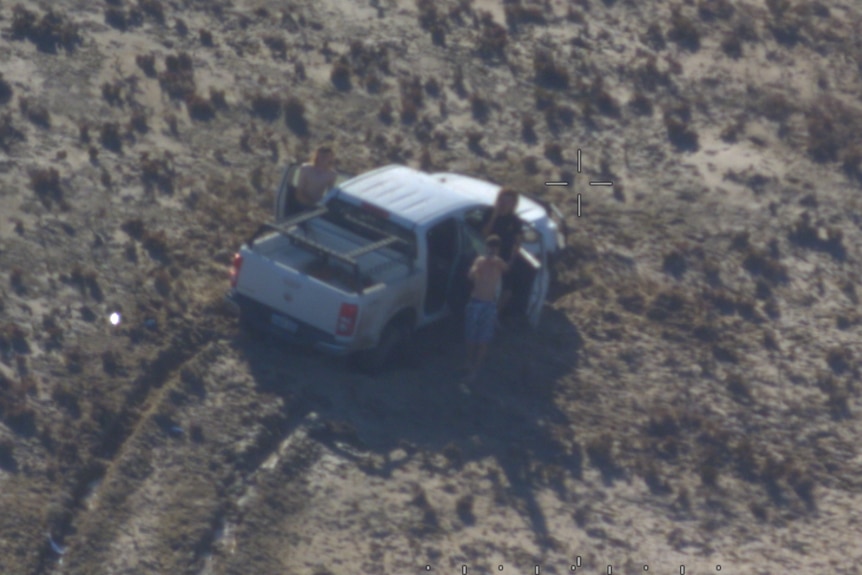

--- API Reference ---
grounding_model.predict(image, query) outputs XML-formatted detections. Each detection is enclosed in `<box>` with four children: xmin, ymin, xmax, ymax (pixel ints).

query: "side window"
<box><xmin>460</xmin><ymin>221</ymin><xmax>486</xmax><ymax>261</ymax></box>
<box><xmin>464</xmin><ymin>206</ymin><xmax>491</xmax><ymax>233</ymax></box>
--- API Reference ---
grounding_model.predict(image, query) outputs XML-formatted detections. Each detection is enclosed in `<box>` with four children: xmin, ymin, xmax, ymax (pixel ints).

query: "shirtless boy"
<box><xmin>463</xmin><ymin>235</ymin><xmax>509</xmax><ymax>381</ymax></box>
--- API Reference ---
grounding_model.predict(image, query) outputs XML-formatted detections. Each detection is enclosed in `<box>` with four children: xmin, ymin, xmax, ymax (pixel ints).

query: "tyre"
<box><xmin>351</xmin><ymin>320</ymin><xmax>408</xmax><ymax>374</ymax></box>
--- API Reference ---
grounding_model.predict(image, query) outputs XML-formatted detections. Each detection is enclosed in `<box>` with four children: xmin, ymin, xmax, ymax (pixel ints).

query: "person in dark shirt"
<box><xmin>481</xmin><ymin>188</ymin><xmax>524</xmax><ymax>315</ymax></box>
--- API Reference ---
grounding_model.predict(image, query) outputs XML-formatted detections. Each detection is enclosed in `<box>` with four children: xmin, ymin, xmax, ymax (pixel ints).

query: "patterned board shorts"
<box><xmin>465</xmin><ymin>298</ymin><xmax>497</xmax><ymax>344</ymax></box>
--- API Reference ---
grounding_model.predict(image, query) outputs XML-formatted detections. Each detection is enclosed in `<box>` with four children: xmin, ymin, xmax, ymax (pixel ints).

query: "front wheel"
<box><xmin>351</xmin><ymin>321</ymin><xmax>407</xmax><ymax>374</ymax></box>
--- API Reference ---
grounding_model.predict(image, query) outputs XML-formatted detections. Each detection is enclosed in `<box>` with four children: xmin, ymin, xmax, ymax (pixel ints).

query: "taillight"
<box><xmin>336</xmin><ymin>303</ymin><xmax>358</xmax><ymax>336</ymax></box>
<box><xmin>230</xmin><ymin>253</ymin><xmax>243</xmax><ymax>287</ymax></box>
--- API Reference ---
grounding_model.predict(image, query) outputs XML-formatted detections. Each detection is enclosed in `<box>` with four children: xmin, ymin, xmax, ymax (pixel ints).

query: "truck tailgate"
<box><xmin>235</xmin><ymin>248</ymin><xmax>356</xmax><ymax>336</ymax></box>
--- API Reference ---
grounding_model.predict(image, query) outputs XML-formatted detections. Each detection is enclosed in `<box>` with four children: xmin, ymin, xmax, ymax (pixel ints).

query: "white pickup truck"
<box><xmin>226</xmin><ymin>164</ymin><xmax>568</xmax><ymax>370</ymax></box>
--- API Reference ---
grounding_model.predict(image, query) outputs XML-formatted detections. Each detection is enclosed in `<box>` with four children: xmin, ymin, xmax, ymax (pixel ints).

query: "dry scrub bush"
<box><xmin>521</xmin><ymin>115</ymin><xmax>537</xmax><ymax>143</ymax></box>
<box><xmin>504</xmin><ymin>3</ymin><xmax>546</xmax><ymax>28</ymax></box>
<box><xmin>19</xmin><ymin>97</ymin><xmax>51</xmax><ymax>128</ymax></box>
<box><xmin>140</xmin><ymin>152</ymin><xmax>175</xmax><ymax>194</ymax></box>
<box><xmin>105</xmin><ymin>5</ymin><xmax>143</xmax><ymax>31</ymax></box>
<box><xmin>29</xmin><ymin>166</ymin><xmax>66</xmax><ymax>209</ymax></box>
<box><xmin>806</xmin><ymin>97</ymin><xmax>862</xmax><ymax>164</ymax></box>
<box><xmin>742</xmin><ymin>246</ymin><xmax>788</xmax><ymax>284</ymax></box>
<box><xmin>101</xmin><ymin>80</ymin><xmax>124</xmax><ymax>106</ymax></box>
<box><xmin>0</xmin><ymin>113</ymin><xmax>25</xmax><ymax>151</ymax></box>
<box><xmin>263</xmin><ymin>35</ymin><xmax>287</xmax><ymax>59</ymax></box>
<box><xmin>0</xmin><ymin>74</ymin><xmax>13</xmax><ymax>106</ymax></box>
<box><xmin>476</xmin><ymin>11</ymin><xmax>507</xmax><ymax>59</ymax></box>
<box><xmin>100</xmin><ymin>122</ymin><xmax>123</xmax><ymax>152</ymax></box>
<box><xmin>138</xmin><ymin>0</ymin><xmax>165</xmax><ymax>24</ymax></box>
<box><xmin>199</xmin><ymin>28</ymin><xmax>214</xmax><ymax>47</ymax></box>
<box><xmin>250</xmin><ymin>92</ymin><xmax>281</xmax><ymax>121</ymax></box>
<box><xmin>378</xmin><ymin>101</ymin><xmax>393</xmax><ymax>124</ymax></box>
<box><xmin>12</xmin><ymin>5</ymin><xmax>82</xmax><ymax>53</ymax></box>
<box><xmin>628</xmin><ymin>91</ymin><xmax>653</xmax><ymax>116</ymax></box>
<box><xmin>330</xmin><ymin>57</ymin><xmax>352</xmax><ymax>91</ymax></box>
<box><xmin>185</xmin><ymin>93</ymin><xmax>215</xmax><ymax>121</ymax></box>
<box><xmin>534</xmin><ymin>49</ymin><xmax>569</xmax><ymax>89</ymax></box>
<box><xmin>641</xmin><ymin>22</ymin><xmax>666</xmax><ymax>51</ymax></box>
<box><xmin>129</xmin><ymin>107</ymin><xmax>148</xmax><ymax>133</ymax></box>
<box><xmin>664</xmin><ymin>110</ymin><xmax>699</xmax><ymax>152</ymax></box>
<box><xmin>697</xmin><ymin>0</ymin><xmax>734</xmax><ymax>21</ymax></box>
<box><xmin>159</xmin><ymin>52</ymin><xmax>195</xmax><ymax>100</ymax></box>
<box><xmin>284</xmin><ymin>96</ymin><xmax>308</xmax><ymax>135</ymax></box>
<box><xmin>721</xmin><ymin>34</ymin><xmax>743</xmax><ymax>58</ymax></box>
<box><xmin>467</xmin><ymin>131</ymin><xmax>484</xmax><ymax>154</ymax></box>
<box><xmin>668</xmin><ymin>10</ymin><xmax>701</xmax><ymax>51</ymax></box>
<box><xmin>469</xmin><ymin>93</ymin><xmax>490</xmax><ymax>124</ymax></box>
<box><xmin>136</xmin><ymin>53</ymin><xmax>157</xmax><ymax>77</ymax></box>
<box><xmin>175</xmin><ymin>17</ymin><xmax>189</xmax><ymax>36</ymax></box>
<box><xmin>788</xmin><ymin>213</ymin><xmax>846</xmax><ymax>261</ymax></box>
<box><xmin>543</xmin><ymin>142</ymin><xmax>563</xmax><ymax>164</ymax></box>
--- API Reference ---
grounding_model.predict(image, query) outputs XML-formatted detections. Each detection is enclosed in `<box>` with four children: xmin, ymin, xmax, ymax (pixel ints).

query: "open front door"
<box><xmin>522</xmin><ymin>224</ymin><xmax>549</xmax><ymax>328</ymax></box>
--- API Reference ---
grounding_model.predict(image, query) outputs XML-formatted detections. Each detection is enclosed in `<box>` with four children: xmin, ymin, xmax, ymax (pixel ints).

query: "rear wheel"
<box><xmin>351</xmin><ymin>320</ymin><xmax>408</xmax><ymax>373</ymax></box>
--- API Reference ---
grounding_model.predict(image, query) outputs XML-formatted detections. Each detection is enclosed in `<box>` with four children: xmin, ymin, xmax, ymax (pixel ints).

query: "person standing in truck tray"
<box><xmin>295</xmin><ymin>145</ymin><xmax>337</xmax><ymax>210</ymax></box>
<box><xmin>463</xmin><ymin>235</ymin><xmax>508</xmax><ymax>383</ymax></box>
<box><xmin>481</xmin><ymin>187</ymin><xmax>524</xmax><ymax>317</ymax></box>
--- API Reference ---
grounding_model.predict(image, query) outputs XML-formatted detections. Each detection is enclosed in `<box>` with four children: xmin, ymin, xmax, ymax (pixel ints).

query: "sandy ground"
<box><xmin>2</xmin><ymin>0</ymin><xmax>862</xmax><ymax>574</ymax></box>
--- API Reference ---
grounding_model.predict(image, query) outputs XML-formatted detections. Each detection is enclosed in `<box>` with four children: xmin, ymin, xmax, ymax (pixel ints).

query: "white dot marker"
<box><xmin>109</xmin><ymin>312</ymin><xmax>121</xmax><ymax>326</ymax></box>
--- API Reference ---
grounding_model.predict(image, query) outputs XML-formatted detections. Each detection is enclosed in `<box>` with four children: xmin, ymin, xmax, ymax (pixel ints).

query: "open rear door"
<box><xmin>274</xmin><ymin>163</ymin><xmax>302</xmax><ymax>221</ymax></box>
<box><xmin>275</xmin><ymin>164</ymin><xmax>354</xmax><ymax>221</ymax></box>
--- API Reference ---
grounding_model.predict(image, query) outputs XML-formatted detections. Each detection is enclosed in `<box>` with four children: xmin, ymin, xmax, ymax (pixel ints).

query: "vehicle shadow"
<box><xmin>233</xmin><ymin>305</ymin><xmax>584</xmax><ymax>551</ymax></box>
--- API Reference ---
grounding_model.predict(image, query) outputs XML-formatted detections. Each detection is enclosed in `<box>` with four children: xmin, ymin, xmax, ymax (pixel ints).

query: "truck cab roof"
<box><xmin>334</xmin><ymin>164</ymin><xmax>548</xmax><ymax>227</ymax></box>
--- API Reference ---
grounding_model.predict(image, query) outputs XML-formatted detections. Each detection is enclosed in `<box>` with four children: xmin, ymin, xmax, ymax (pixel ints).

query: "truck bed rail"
<box><xmin>248</xmin><ymin>207</ymin><xmax>413</xmax><ymax>293</ymax></box>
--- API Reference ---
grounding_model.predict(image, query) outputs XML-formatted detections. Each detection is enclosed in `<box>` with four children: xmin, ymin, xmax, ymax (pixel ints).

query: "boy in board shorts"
<box><xmin>463</xmin><ymin>235</ymin><xmax>509</xmax><ymax>382</ymax></box>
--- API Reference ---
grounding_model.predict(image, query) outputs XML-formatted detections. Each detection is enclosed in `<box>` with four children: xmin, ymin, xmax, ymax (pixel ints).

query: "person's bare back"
<box><xmin>469</xmin><ymin>254</ymin><xmax>508</xmax><ymax>301</ymax></box>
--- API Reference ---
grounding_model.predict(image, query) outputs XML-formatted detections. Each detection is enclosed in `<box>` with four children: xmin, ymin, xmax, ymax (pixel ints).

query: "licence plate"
<box><xmin>271</xmin><ymin>314</ymin><xmax>299</xmax><ymax>333</ymax></box>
